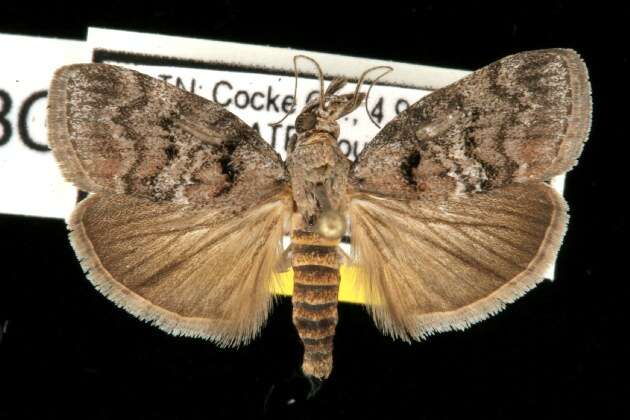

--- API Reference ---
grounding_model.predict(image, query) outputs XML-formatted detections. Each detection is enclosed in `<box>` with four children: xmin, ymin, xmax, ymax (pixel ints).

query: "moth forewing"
<box><xmin>351</xmin><ymin>49</ymin><xmax>591</xmax><ymax>199</ymax></box>
<box><xmin>47</xmin><ymin>64</ymin><xmax>288</xmax><ymax>208</ymax></box>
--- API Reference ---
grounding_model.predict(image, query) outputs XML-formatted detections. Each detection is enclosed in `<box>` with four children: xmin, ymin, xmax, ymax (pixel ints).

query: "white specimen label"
<box><xmin>0</xmin><ymin>33</ymin><xmax>88</xmax><ymax>219</ymax></box>
<box><xmin>0</xmin><ymin>28</ymin><xmax>564</xmax><ymax>279</ymax></box>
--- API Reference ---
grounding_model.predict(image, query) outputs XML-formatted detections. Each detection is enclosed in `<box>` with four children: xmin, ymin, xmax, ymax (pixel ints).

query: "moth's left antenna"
<box><xmin>270</xmin><ymin>55</ymin><xmax>326</xmax><ymax>127</ymax></box>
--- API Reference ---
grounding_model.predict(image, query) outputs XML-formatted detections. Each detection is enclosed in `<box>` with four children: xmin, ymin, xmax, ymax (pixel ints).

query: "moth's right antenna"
<box><xmin>270</xmin><ymin>55</ymin><xmax>326</xmax><ymax>127</ymax></box>
<box><xmin>353</xmin><ymin>66</ymin><xmax>394</xmax><ymax>129</ymax></box>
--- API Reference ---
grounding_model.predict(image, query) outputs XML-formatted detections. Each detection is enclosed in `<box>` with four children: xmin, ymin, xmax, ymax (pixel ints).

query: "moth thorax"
<box><xmin>314</xmin><ymin>118</ymin><xmax>340</xmax><ymax>138</ymax></box>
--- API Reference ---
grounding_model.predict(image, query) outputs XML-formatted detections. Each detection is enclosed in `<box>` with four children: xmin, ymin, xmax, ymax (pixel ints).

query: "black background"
<box><xmin>0</xmin><ymin>2</ymin><xmax>627</xmax><ymax>419</ymax></box>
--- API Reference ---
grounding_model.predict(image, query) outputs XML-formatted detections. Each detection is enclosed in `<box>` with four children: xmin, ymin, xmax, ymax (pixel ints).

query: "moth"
<box><xmin>48</xmin><ymin>49</ymin><xmax>591</xmax><ymax>380</ymax></box>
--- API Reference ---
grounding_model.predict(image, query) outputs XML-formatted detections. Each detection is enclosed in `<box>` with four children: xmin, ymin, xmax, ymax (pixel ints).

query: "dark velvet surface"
<box><xmin>0</xmin><ymin>2</ymin><xmax>626</xmax><ymax>419</ymax></box>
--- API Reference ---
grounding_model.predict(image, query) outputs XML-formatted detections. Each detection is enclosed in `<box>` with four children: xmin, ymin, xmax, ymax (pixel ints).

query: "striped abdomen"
<box><xmin>291</xmin><ymin>215</ymin><xmax>341</xmax><ymax>379</ymax></box>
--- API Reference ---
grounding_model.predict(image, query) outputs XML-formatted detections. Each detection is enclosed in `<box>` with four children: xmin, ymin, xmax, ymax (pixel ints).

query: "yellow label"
<box><xmin>273</xmin><ymin>266</ymin><xmax>366</xmax><ymax>304</ymax></box>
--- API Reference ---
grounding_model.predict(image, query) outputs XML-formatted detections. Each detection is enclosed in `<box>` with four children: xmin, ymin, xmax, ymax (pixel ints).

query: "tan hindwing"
<box><xmin>349</xmin><ymin>183</ymin><xmax>567</xmax><ymax>341</ymax></box>
<box><xmin>69</xmin><ymin>192</ymin><xmax>291</xmax><ymax>347</ymax></box>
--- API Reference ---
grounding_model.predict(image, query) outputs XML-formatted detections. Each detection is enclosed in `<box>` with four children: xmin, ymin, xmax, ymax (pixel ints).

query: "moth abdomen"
<box><xmin>291</xmin><ymin>245</ymin><xmax>339</xmax><ymax>268</ymax></box>
<box><xmin>291</xmin><ymin>227</ymin><xmax>341</xmax><ymax>379</ymax></box>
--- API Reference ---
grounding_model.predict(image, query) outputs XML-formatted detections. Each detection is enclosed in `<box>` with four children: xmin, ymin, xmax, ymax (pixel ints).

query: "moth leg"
<box><xmin>337</xmin><ymin>247</ymin><xmax>352</xmax><ymax>266</ymax></box>
<box><xmin>275</xmin><ymin>244</ymin><xmax>293</xmax><ymax>273</ymax></box>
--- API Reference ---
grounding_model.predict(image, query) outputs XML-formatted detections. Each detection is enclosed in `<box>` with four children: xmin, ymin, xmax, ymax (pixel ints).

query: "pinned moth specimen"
<box><xmin>48</xmin><ymin>49</ymin><xmax>591</xmax><ymax>380</ymax></box>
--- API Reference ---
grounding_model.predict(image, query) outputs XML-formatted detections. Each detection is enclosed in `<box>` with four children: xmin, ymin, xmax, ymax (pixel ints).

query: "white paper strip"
<box><xmin>0</xmin><ymin>33</ymin><xmax>89</xmax><ymax>219</ymax></box>
<box><xmin>0</xmin><ymin>28</ymin><xmax>563</xmax><ymax>280</ymax></box>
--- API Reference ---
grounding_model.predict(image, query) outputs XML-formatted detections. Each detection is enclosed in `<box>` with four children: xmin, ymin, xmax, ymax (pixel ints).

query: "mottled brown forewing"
<box><xmin>48</xmin><ymin>64</ymin><xmax>288</xmax><ymax>210</ymax></box>
<box><xmin>351</xmin><ymin>49</ymin><xmax>591</xmax><ymax>199</ymax></box>
<box><xmin>348</xmin><ymin>49</ymin><xmax>591</xmax><ymax>341</ymax></box>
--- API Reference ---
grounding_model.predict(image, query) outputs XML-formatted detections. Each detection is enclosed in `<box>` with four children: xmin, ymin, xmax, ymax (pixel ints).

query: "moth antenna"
<box><xmin>269</xmin><ymin>55</ymin><xmax>326</xmax><ymax>127</ymax></box>
<box><xmin>269</xmin><ymin>58</ymin><xmax>301</xmax><ymax>127</ymax></box>
<box><xmin>293</xmin><ymin>55</ymin><xmax>326</xmax><ymax>112</ymax></box>
<box><xmin>355</xmin><ymin>66</ymin><xmax>394</xmax><ymax>129</ymax></box>
<box><xmin>268</xmin><ymin>109</ymin><xmax>293</xmax><ymax>127</ymax></box>
<box><xmin>352</xmin><ymin>65</ymin><xmax>392</xmax><ymax>106</ymax></box>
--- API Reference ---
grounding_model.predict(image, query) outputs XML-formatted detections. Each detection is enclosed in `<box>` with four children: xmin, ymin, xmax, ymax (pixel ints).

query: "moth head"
<box><xmin>295</xmin><ymin>79</ymin><xmax>366</xmax><ymax>134</ymax></box>
<box><xmin>272</xmin><ymin>56</ymin><xmax>393</xmax><ymax>132</ymax></box>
